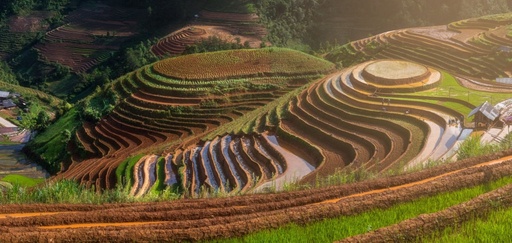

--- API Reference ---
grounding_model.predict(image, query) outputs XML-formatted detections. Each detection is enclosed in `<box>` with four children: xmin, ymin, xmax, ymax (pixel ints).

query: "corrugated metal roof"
<box><xmin>496</xmin><ymin>78</ymin><xmax>512</xmax><ymax>84</ymax></box>
<box><xmin>2</xmin><ymin>99</ymin><xmax>16</xmax><ymax>108</ymax></box>
<box><xmin>0</xmin><ymin>91</ymin><xmax>10</xmax><ymax>98</ymax></box>
<box><xmin>468</xmin><ymin>101</ymin><xmax>500</xmax><ymax>120</ymax></box>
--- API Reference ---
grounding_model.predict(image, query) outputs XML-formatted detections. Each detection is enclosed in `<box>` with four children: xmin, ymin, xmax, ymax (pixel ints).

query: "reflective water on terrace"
<box><xmin>0</xmin><ymin>144</ymin><xmax>48</xmax><ymax>180</ymax></box>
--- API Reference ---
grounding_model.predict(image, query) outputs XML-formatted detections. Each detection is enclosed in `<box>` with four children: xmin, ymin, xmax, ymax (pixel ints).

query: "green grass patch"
<box><xmin>418</xmin><ymin>71</ymin><xmax>510</xmax><ymax>106</ymax></box>
<box><xmin>24</xmin><ymin>108</ymin><xmax>81</xmax><ymax>173</ymax></box>
<box><xmin>115</xmin><ymin>158</ymin><xmax>130</xmax><ymax>187</ymax></box>
<box><xmin>0</xmin><ymin>179</ymin><xmax>179</xmax><ymax>204</ymax></box>
<box><xmin>424</xmin><ymin>204</ymin><xmax>512</xmax><ymax>242</ymax></box>
<box><xmin>213</xmin><ymin>176</ymin><xmax>512</xmax><ymax>243</ymax></box>
<box><xmin>46</xmin><ymin>74</ymin><xmax>80</xmax><ymax>100</ymax></box>
<box><xmin>202</xmin><ymin>0</ymin><xmax>255</xmax><ymax>13</ymax></box>
<box><xmin>122</xmin><ymin>154</ymin><xmax>145</xmax><ymax>192</ymax></box>
<box><xmin>0</xmin><ymin>139</ymin><xmax>21</xmax><ymax>145</ymax></box>
<box><xmin>150</xmin><ymin>157</ymin><xmax>167</xmax><ymax>192</ymax></box>
<box><xmin>457</xmin><ymin>133</ymin><xmax>512</xmax><ymax>160</ymax></box>
<box><xmin>1</xmin><ymin>174</ymin><xmax>44</xmax><ymax>187</ymax></box>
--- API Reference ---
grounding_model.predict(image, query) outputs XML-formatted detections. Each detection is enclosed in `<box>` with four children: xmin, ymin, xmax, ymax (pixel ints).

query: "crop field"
<box><xmin>8</xmin><ymin>11</ymin><xmax>512</xmax><ymax>242</ymax></box>
<box><xmin>2</xmin><ymin>151</ymin><xmax>512</xmax><ymax>241</ymax></box>
<box><xmin>153</xmin><ymin>48</ymin><xmax>334</xmax><ymax>80</ymax></box>
<box><xmin>151</xmin><ymin>9</ymin><xmax>266</xmax><ymax>57</ymax></box>
<box><xmin>334</xmin><ymin>13</ymin><xmax>512</xmax><ymax>88</ymax></box>
<box><xmin>34</xmin><ymin>3</ymin><xmax>145</xmax><ymax>73</ymax></box>
<box><xmin>53</xmin><ymin>48</ymin><xmax>334</xmax><ymax>191</ymax></box>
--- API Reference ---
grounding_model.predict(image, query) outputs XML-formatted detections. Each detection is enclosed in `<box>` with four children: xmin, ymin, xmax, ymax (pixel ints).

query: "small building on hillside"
<box><xmin>496</xmin><ymin>77</ymin><xmax>512</xmax><ymax>85</ymax></box>
<box><xmin>0</xmin><ymin>91</ymin><xmax>10</xmax><ymax>100</ymax></box>
<box><xmin>2</xmin><ymin>99</ymin><xmax>16</xmax><ymax>109</ymax></box>
<box><xmin>468</xmin><ymin>101</ymin><xmax>500</xmax><ymax>129</ymax></box>
<box><xmin>498</xmin><ymin>46</ymin><xmax>512</xmax><ymax>53</ymax></box>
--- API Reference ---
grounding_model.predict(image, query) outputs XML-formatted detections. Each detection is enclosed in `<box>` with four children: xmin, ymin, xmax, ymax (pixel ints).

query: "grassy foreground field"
<box><xmin>426</xmin><ymin>207</ymin><xmax>512</xmax><ymax>242</ymax></box>
<box><xmin>215</xmin><ymin>176</ymin><xmax>512</xmax><ymax>242</ymax></box>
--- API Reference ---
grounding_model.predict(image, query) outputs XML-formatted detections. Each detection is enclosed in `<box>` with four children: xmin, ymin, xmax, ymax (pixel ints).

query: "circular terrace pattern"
<box><xmin>362</xmin><ymin>60</ymin><xmax>430</xmax><ymax>85</ymax></box>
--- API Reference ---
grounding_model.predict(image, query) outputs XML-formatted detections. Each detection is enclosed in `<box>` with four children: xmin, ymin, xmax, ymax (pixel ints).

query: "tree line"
<box><xmin>256</xmin><ymin>0</ymin><xmax>512</xmax><ymax>48</ymax></box>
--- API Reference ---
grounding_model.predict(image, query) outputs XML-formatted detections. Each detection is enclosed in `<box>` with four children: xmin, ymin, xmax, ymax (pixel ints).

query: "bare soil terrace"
<box><xmin>364</xmin><ymin>60</ymin><xmax>429</xmax><ymax>81</ymax></box>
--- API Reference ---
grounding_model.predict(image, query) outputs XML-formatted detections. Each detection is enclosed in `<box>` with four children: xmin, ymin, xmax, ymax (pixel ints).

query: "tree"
<box><xmin>36</xmin><ymin>111</ymin><xmax>50</xmax><ymax>131</ymax></box>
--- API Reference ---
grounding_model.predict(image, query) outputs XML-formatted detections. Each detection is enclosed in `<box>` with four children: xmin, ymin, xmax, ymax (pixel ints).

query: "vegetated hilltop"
<box><xmin>26</xmin><ymin>48</ymin><xmax>334</xmax><ymax>190</ymax></box>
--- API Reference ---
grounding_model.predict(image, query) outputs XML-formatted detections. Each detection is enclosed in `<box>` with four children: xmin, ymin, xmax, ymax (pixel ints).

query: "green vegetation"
<box><xmin>202</xmin><ymin>0</ymin><xmax>255</xmax><ymax>13</ymax></box>
<box><xmin>458</xmin><ymin>133</ymin><xmax>512</xmax><ymax>160</ymax></box>
<box><xmin>256</xmin><ymin>0</ymin><xmax>319</xmax><ymax>47</ymax></box>
<box><xmin>79</xmin><ymin>85</ymin><xmax>118</xmax><ymax>123</ymax></box>
<box><xmin>418</xmin><ymin>72</ymin><xmax>510</xmax><ymax>106</ymax></box>
<box><xmin>0</xmin><ymin>180</ymin><xmax>179</xmax><ymax>204</ymax></box>
<box><xmin>115</xmin><ymin>156</ymin><xmax>130</xmax><ymax>187</ymax></box>
<box><xmin>213</xmin><ymin>176</ymin><xmax>512</xmax><ymax>243</ymax></box>
<box><xmin>323</xmin><ymin>43</ymin><xmax>372</xmax><ymax>68</ymax></box>
<box><xmin>23</xmin><ymin>108</ymin><xmax>81</xmax><ymax>173</ymax></box>
<box><xmin>203</xmin><ymin>83</ymin><xmax>307</xmax><ymax>140</ymax></box>
<box><xmin>154</xmin><ymin>48</ymin><xmax>335</xmax><ymax>80</ymax></box>
<box><xmin>425</xmin><ymin>204</ymin><xmax>512</xmax><ymax>242</ymax></box>
<box><xmin>184</xmin><ymin>36</ymin><xmax>250</xmax><ymax>55</ymax></box>
<box><xmin>256</xmin><ymin>0</ymin><xmax>511</xmax><ymax>49</ymax></box>
<box><xmin>122</xmin><ymin>40</ymin><xmax>159</xmax><ymax>72</ymax></box>
<box><xmin>1</xmin><ymin>174</ymin><xmax>44</xmax><ymax>187</ymax></box>
<box><xmin>117</xmin><ymin>155</ymin><xmax>144</xmax><ymax>192</ymax></box>
<box><xmin>18</xmin><ymin>102</ymin><xmax>51</xmax><ymax>131</ymax></box>
<box><xmin>0</xmin><ymin>0</ymin><xmax>69</xmax><ymax>17</ymax></box>
<box><xmin>149</xmin><ymin>157</ymin><xmax>167</xmax><ymax>192</ymax></box>
<box><xmin>0</xmin><ymin>61</ymin><xmax>18</xmax><ymax>85</ymax></box>
<box><xmin>0</xmin><ymin>79</ymin><xmax>63</xmax><ymax>107</ymax></box>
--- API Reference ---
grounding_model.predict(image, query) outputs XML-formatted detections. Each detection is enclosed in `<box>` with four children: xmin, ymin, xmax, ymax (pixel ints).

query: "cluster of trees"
<box><xmin>256</xmin><ymin>0</ymin><xmax>512</xmax><ymax>49</ymax></box>
<box><xmin>0</xmin><ymin>0</ymin><xmax>70</xmax><ymax>19</ymax></box>
<box><xmin>106</xmin><ymin>0</ymin><xmax>196</xmax><ymax>28</ymax></box>
<box><xmin>256</xmin><ymin>0</ymin><xmax>319</xmax><ymax>47</ymax></box>
<box><xmin>184</xmin><ymin>36</ymin><xmax>251</xmax><ymax>54</ymax></box>
<box><xmin>0</xmin><ymin>61</ymin><xmax>18</xmax><ymax>85</ymax></box>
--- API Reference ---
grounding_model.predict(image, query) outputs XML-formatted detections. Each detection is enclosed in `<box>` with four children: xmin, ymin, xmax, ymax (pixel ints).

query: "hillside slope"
<box><xmin>47</xmin><ymin>48</ymin><xmax>334</xmax><ymax>190</ymax></box>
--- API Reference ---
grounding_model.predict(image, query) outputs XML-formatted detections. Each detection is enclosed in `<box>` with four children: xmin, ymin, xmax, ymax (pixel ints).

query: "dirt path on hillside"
<box><xmin>1</xmin><ymin>150</ymin><xmax>512</xmax><ymax>241</ymax></box>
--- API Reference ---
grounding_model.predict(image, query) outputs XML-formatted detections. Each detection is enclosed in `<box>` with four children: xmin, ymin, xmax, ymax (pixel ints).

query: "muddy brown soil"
<box><xmin>1</xmin><ymin>150</ymin><xmax>512</xmax><ymax>242</ymax></box>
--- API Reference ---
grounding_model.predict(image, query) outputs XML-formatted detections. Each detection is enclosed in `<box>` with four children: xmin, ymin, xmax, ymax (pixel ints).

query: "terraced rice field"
<box><xmin>277</xmin><ymin>59</ymin><xmax>472</xmax><ymax>182</ymax></box>
<box><xmin>2</xmin><ymin>151</ymin><xmax>512</xmax><ymax>241</ymax></box>
<box><xmin>35</xmin><ymin>3</ymin><xmax>145</xmax><ymax>72</ymax></box>
<box><xmin>0</xmin><ymin>145</ymin><xmax>48</xmax><ymax>181</ymax></box>
<box><xmin>112</xmin><ymin>57</ymin><xmax>487</xmax><ymax>197</ymax></box>
<box><xmin>151</xmin><ymin>10</ymin><xmax>267</xmax><ymax>57</ymax></box>
<box><xmin>15</xmin><ymin>13</ymin><xmax>512</xmax><ymax>241</ymax></box>
<box><xmin>344</xmin><ymin>14</ymin><xmax>512</xmax><ymax>88</ymax></box>
<box><xmin>54</xmin><ymin>48</ymin><xmax>334</xmax><ymax>190</ymax></box>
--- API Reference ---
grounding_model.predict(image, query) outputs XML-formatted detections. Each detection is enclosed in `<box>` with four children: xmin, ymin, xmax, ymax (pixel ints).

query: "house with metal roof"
<box><xmin>2</xmin><ymin>99</ymin><xmax>16</xmax><ymax>109</ymax></box>
<box><xmin>468</xmin><ymin>101</ymin><xmax>500</xmax><ymax>129</ymax></box>
<box><xmin>0</xmin><ymin>91</ymin><xmax>10</xmax><ymax>99</ymax></box>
